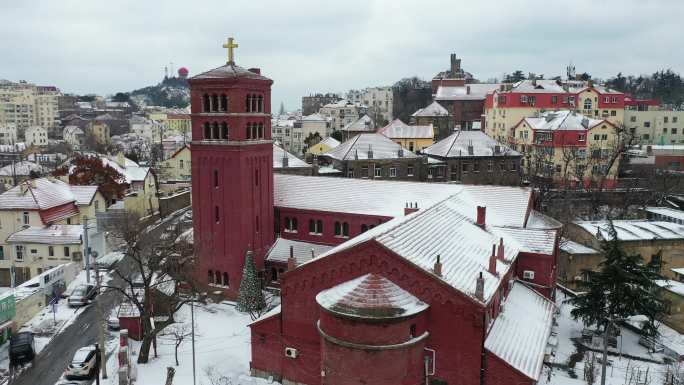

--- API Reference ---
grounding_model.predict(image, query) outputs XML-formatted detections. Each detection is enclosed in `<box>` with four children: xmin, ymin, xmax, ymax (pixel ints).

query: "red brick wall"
<box><xmin>485</xmin><ymin>351</ymin><xmax>535</xmax><ymax>385</ymax></box>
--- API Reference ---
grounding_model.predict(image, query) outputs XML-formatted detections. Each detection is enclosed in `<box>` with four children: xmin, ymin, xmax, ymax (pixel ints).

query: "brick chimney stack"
<box><xmin>404</xmin><ymin>202</ymin><xmax>419</xmax><ymax>216</ymax></box>
<box><xmin>287</xmin><ymin>245</ymin><xmax>296</xmax><ymax>271</ymax></box>
<box><xmin>488</xmin><ymin>244</ymin><xmax>497</xmax><ymax>276</ymax></box>
<box><xmin>475</xmin><ymin>272</ymin><xmax>485</xmax><ymax>301</ymax></box>
<box><xmin>497</xmin><ymin>238</ymin><xmax>505</xmax><ymax>261</ymax></box>
<box><xmin>433</xmin><ymin>254</ymin><xmax>442</xmax><ymax>277</ymax></box>
<box><xmin>476</xmin><ymin>206</ymin><xmax>486</xmax><ymax>228</ymax></box>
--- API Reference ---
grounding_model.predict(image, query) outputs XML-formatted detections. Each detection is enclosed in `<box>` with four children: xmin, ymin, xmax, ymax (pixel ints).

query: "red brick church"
<box><xmin>191</xmin><ymin>40</ymin><xmax>560</xmax><ymax>385</ymax></box>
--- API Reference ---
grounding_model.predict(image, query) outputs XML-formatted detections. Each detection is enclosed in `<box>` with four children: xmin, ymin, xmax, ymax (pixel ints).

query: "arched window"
<box><xmin>215</xmin><ymin>271</ymin><xmax>221</xmax><ymax>285</ymax></box>
<box><xmin>258</xmin><ymin>95</ymin><xmax>264</xmax><ymax>112</ymax></box>
<box><xmin>343</xmin><ymin>222</ymin><xmax>349</xmax><ymax>237</ymax></box>
<box><xmin>251</xmin><ymin>95</ymin><xmax>258</xmax><ymax>112</ymax></box>
<box><xmin>317</xmin><ymin>220</ymin><xmax>323</xmax><ymax>234</ymax></box>
<box><xmin>208</xmin><ymin>270</ymin><xmax>214</xmax><ymax>284</ymax></box>
<box><xmin>203</xmin><ymin>122</ymin><xmax>211</xmax><ymax>139</ymax></box>
<box><xmin>292</xmin><ymin>217</ymin><xmax>298</xmax><ymax>231</ymax></box>
<box><xmin>222</xmin><ymin>272</ymin><xmax>229</xmax><ymax>287</ymax></box>
<box><xmin>203</xmin><ymin>94</ymin><xmax>210</xmax><ymax>112</ymax></box>
<box><xmin>220</xmin><ymin>94</ymin><xmax>228</xmax><ymax>111</ymax></box>
<box><xmin>221</xmin><ymin>122</ymin><xmax>229</xmax><ymax>139</ymax></box>
<box><xmin>334</xmin><ymin>221</ymin><xmax>341</xmax><ymax>236</ymax></box>
<box><xmin>212</xmin><ymin>122</ymin><xmax>219</xmax><ymax>139</ymax></box>
<box><xmin>211</xmin><ymin>94</ymin><xmax>219</xmax><ymax>112</ymax></box>
<box><xmin>309</xmin><ymin>219</ymin><xmax>315</xmax><ymax>233</ymax></box>
<box><xmin>257</xmin><ymin>123</ymin><xmax>264</xmax><ymax>139</ymax></box>
<box><xmin>246</xmin><ymin>95</ymin><xmax>252</xmax><ymax>112</ymax></box>
<box><xmin>246</xmin><ymin>123</ymin><xmax>252</xmax><ymax>139</ymax></box>
<box><xmin>584</xmin><ymin>98</ymin><xmax>592</xmax><ymax>110</ymax></box>
<box><xmin>271</xmin><ymin>267</ymin><xmax>278</xmax><ymax>282</ymax></box>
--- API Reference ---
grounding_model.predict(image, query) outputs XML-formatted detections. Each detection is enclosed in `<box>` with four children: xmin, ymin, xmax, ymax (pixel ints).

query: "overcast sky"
<box><xmin>2</xmin><ymin>0</ymin><xmax>682</xmax><ymax>110</ymax></box>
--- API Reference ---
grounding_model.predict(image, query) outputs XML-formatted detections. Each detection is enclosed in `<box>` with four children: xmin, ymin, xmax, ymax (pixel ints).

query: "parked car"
<box><xmin>9</xmin><ymin>331</ymin><xmax>36</xmax><ymax>368</ymax></box>
<box><xmin>64</xmin><ymin>345</ymin><xmax>98</xmax><ymax>380</ymax></box>
<box><xmin>68</xmin><ymin>284</ymin><xmax>97</xmax><ymax>307</ymax></box>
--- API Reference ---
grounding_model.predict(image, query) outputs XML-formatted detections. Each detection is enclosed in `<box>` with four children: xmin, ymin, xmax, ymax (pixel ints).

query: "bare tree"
<box><xmin>159</xmin><ymin>322</ymin><xmax>193</xmax><ymax>366</ymax></box>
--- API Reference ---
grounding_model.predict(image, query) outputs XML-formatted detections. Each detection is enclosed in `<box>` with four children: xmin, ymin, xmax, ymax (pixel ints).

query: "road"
<box><xmin>11</xmin><ymin>208</ymin><xmax>190</xmax><ymax>385</ymax></box>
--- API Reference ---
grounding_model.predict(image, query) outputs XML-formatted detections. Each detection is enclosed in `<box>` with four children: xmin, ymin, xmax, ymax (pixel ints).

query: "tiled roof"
<box><xmin>379</xmin><ymin>119</ymin><xmax>433</xmax><ymax>139</ymax></box>
<box><xmin>7</xmin><ymin>225</ymin><xmax>83</xmax><ymax>245</ymax></box>
<box><xmin>434</xmin><ymin>84</ymin><xmax>501</xmax><ymax>101</ymax></box>
<box><xmin>273</xmin><ymin>145</ymin><xmax>311</xmax><ymax>169</ymax></box>
<box><xmin>316</xmin><ymin>273</ymin><xmax>429</xmax><ymax>319</ymax></box>
<box><xmin>340</xmin><ymin>115</ymin><xmax>374</xmax><ymax>132</ymax></box>
<box><xmin>411</xmin><ymin>101</ymin><xmax>450</xmax><ymax>117</ymax></box>
<box><xmin>190</xmin><ymin>63</ymin><xmax>271</xmax><ymax>81</ymax></box>
<box><xmin>484</xmin><ymin>282</ymin><xmax>555</xmax><ymax>380</ymax></box>
<box><xmin>520</xmin><ymin>110</ymin><xmax>605</xmax><ymax>131</ymax></box>
<box><xmin>322</xmin><ymin>133</ymin><xmax>417</xmax><ymax>161</ymax></box>
<box><xmin>423</xmin><ymin>131</ymin><xmax>520</xmax><ymax>158</ymax></box>
<box><xmin>39</xmin><ymin>203</ymin><xmax>79</xmax><ymax>224</ymax></box>
<box><xmin>575</xmin><ymin>220</ymin><xmax>684</xmax><ymax>241</ymax></box>
<box><xmin>265</xmin><ymin>238</ymin><xmax>333</xmax><ymax>266</ymax></box>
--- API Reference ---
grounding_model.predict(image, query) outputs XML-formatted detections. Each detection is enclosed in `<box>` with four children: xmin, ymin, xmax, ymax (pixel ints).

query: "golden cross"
<box><xmin>222</xmin><ymin>37</ymin><xmax>238</xmax><ymax>65</ymax></box>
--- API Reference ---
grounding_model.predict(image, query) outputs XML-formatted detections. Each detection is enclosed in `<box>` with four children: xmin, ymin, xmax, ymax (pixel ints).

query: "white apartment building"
<box><xmin>347</xmin><ymin>87</ymin><xmax>393</xmax><ymax>124</ymax></box>
<box><xmin>319</xmin><ymin>100</ymin><xmax>366</xmax><ymax>131</ymax></box>
<box><xmin>0</xmin><ymin>124</ymin><xmax>18</xmax><ymax>145</ymax></box>
<box><xmin>25</xmin><ymin>126</ymin><xmax>48</xmax><ymax>147</ymax></box>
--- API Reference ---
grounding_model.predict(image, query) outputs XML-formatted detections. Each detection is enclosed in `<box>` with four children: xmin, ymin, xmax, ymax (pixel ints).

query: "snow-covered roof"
<box><xmin>191</xmin><ymin>63</ymin><xmax>271</xmax><ymax>81</ymax></box>
<box><xmin>321</xmin><ymin>99</ymin><xmax>355</xmax><ymax>109</ymax></box>
<box><xmin>560</xmin><ymin>239</ymin><xmax>598</xmax><ymax>255</ymax></box>
<box><xmin>379</xmin><ymin>119</ymin><xmax>433</xmax><ymax>139</ymax></box>
<box><xmin>0</xmin><ymin>161</ymin><xmax>44</xmax><ymax>177</ymax></box>
<box><xmin>0</xmin><ymin>178</ymin><xmax>77</xmax><ymax>210</ymax></box>
<box><xmin>69</xmin><ymin>186</ymin><xmax>99</xmax><ymax>206</ymax></box>
<box><xmin>274</xmin><ymin>174</ymin><xmax>532</xmax><ymax>227</ymax></box>
<box><xmin>574</xmin><ymin>220</ymin><xmax>684</xmax><ymax>241</ymax></box>
<box><xmin>6</xmin><ymin>225</ymin><xmax>83</xmax><ymax>245</ymax></box>
<box><xmin>301</xmin><ymin>113</ymin><xmax>327</xmax><ymax>122</ymax></box>
<box><xmin>423</xmin><ymin>131</ymin><xmax>520</xmax><ymax>158</ymax></box>
<box><xmin>315</xmin><ymin>273</ymin><xmax>429</xmax><ymax>319</ymax></box>
<box><xmin>495</xmin><ymin>227</ymin><xmax>556</xmax><ymax>255</ymax></box>
<box><xmin>505</xmin><ymin>79</ymin><xmax>568</xmax><ymax>94</ymax></box>
<box><xmin>520</xmin><ymin>110</ymin><xmax>605</xmax><ymax>131</ymax></box>
<box><xmin>273</xmin><ymin>145</ymin><xmax>311</xmax><ymax>169</ymax></box>
<box><xmin>322</xmin><ymin>133</ymin><xmax>417</xmax><ymax>161</ymax></box>
<box><xmin>434</xmin><ymin>84</ymin><xmax>501</xmax><ymax>101</ymax></box>
<box><xmin>484</xmin><ymin>282</ymin><xmax>555</xmax><ymax>380</ymax></box>
<box><xmin>645</xmin><ymin>207</ymin><xmax>684</xmax><ymax>222</ymax></box>
<box><xmin>526</xmin><ymin>210</ymin><xmax>563</xmax><ymax>230</ymax></box>
<box><xmin>0</xmin><ymin>143</ymin><xmax>26</xmax><ymax>153</ymax></box>
<box><xmin>340</xmin><ymin>115</ymin><xmax>374</xmax><ymax>132</ymax></box>
<box><xmin>655</xmin><ymin>280</ymin><xmax>684</xmax><ymax>297</ymax></box>
<box><xmin>411</xmin><ymin>101</ymin><xmax>450</xmax><ymax>117</ymax></box>
<box><xmin>63</xmin><ymin>125</ymin><xmax>84</xmax><ymax>136</ymax></box>
<box><xmin>73</xmin><ymin>154</ymin><xmax>149</xmax><ymax>184</ymax></box>
<box><xmin>265</xmin><ymin>238</ymin><xmax>333</xmax><ymax>266</ymax></box>
<box><xmin>318</xmin><ymin>137</ymin><xmax>340</xmax><ymax>149</ymax></box>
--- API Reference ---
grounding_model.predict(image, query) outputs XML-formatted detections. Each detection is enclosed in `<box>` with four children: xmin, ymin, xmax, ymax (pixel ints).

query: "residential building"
<box><xmin>24</xmin><ymin>126</ymin><xmax>47</xmax><ymax>147</ymax></box>
<box><xmin>0</xmin><ymin>124</ymin><xmax>18</xmax><ymax>145</ymax></box>
<box><xmin>411</xmin><ymin>101</ymin><xmax>454</xmax><ymax>140</ymax></box>
<box><xmin>423</xmin><ymin>130</ymin><xmax>522</xmax><ymax>185</ymax></box>
<box><xmin>319</xmin><ymin>133</ymin><xmax>422</xmax><ymax>181</ymax></box>
<box><xmin>511</xmin><ymin>110</ymin><xmax>621</xmax><ymax>188</ymax></box>
<box><xmin>347</xmin><ymin>87</ymin><xmax>393</xmax><ymax>124</ymax></box>
<box><xmin>378</xmin><ymin>118</ymin><xmax>433</xmax><ymax>152</ymax></box>
<box><xmin>0</xmin><ymin>161</ymin><xmax>45</xmax><ymax>189</ymax></box>
<box><xmin>484</xmin><ymin>80</ymin><xmax>625</xmax><ymax>143</ymax></box>
<box><xmin>318</xmin><ymin>100</ymin><xmax>366</xmax><ymax>131</ymax></box>
<box><xmin>434</xmin><ymin>83</ymin><xmax>500</xmax><ymax>131</ymax></box>
<box><xmin>161</xmin><ymin>145</ymin><xmax>191</xmax><ymax>182</ymax></box>
<box><xmin>63</xmin><ymin>125</ymin><xmax>85</xmax><ymax>150</ymax></box>
<box><xmin>306</xmin><ymin>137</ymin><xmax>340</xmax><ymax>159</ymax></box>
<box><xmin>625</xmin><ymin>144</ymin><xmax>684</xmax><ymax>173</ymax></box>
<box><xmin>300</xmin><ymin>113</ymin><xmax>331</xmax><ymax>139</ymax></box>
<box><xmin>623</xmin><ymin>99</ymin><xmax>684</xmax><ymax>144</ymax></box>
<box><xmin>302</xmin><ymin>93</ymin><xmax>341</xmax><ymax>116</ymax></box>
<box><xmin>272</xmin><ymin>117</ymin><xmax>300</xmax><ymax>154</ymax></box>
<box><xmin>87</xmin><ymin>120</ymin><xmax>111</xmax><ymax>145</ymax></box>
<box><xmin>339</xmin><ymin>114</ymin><xmax>375</xmax><ymax>140</ymax></box>
<box><xmin>273</xmin><ymin>144</ymin><xmax>313</xmax><ymax>176</ymax></box>
<box><xmin>0</xmin><ymin>80</ymin><xmax>60</xmax><ymax>131</ymax></box>
<box><xmin>0</xmin><ymin>178</ymin><xmax>105</xmax><ymax>285</ymax></box>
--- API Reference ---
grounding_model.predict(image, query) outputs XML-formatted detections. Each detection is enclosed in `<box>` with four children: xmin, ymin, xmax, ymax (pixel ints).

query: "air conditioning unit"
<box><xmin>523</xmin><ymin>270</ymin><xmax>535</xmax><ymax>280</ymax></box>
<box><xmin>284</xmin><ymin>347</ymin><xmax>298</xmax><ymax>359</ymax></box>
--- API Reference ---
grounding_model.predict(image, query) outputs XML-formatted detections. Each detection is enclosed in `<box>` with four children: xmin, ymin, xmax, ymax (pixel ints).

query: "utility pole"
<box><xmin>83</xmin><ymin>217</ymin><xmax>90</xmax><ymax>284</ymax></box>
<box><xmin>96</xmin><ymin>268</ymin><xmax>108</xmax><ymax>379</ymax></box>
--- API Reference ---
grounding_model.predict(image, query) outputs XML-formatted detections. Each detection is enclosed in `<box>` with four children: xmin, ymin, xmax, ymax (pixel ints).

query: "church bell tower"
<box><xmin>189</xmin><ymin>37</ymin><xmax>274</xmax><ymax>297</ymax></box>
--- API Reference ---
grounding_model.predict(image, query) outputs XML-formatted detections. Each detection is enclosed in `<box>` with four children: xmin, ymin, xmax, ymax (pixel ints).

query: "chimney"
<box><xmin>248</xmin><ymin>68</ymin><xmax>261</xmax><ymax>75</ymax></box>
<box><xmin>354</xmin><ymin>149</ymin><xmax>359</xmax><ymax>160</ymax></box>
<box><xmin>476</xmin><ymin>206</ymin><xmax>486</xmax><ymax>228</ymax></box>
<box><xmin>287</xmin><ymin>245</ymin><xmax>296</xmax><ymax>271</ymax></box>
<box><xmin>488</xmin><ymin>244</ymin><xmax>498</xmax><ymax>276</ymax></box>
<box><xmin>367</xmin><ymin>145</ymin><xmax>373</xmax><ymax>159</ymax></box>
<box><xmin>398</xmin><ymin>148</ymin><xmax>404</xmax><ymax>158</ymax></box>
<box><xmin>433</xmin><ymin>254</ymin><xmax>442</xmax><ymax>277</ymax></box>
<box><xmin>311</xmin><ymin>248</ymin><xmax>315</xmax><ymax>260</ymax></box>
<box><xmin>588</xmin><ymin>79</ymin><xmax>594</xmax><ymax>88</ymax></box>
<box><xmin>475</xmin><ymin>272</ymin><xmax>485</xmax><ymax>301</ymax></box>
<box><xmin>499</xmin><ymin>84</ymin><xmax>505</xmax><ymax>92</ymax></box>
<box><xmin>497</xmin><ymin>238</ymin><xmax>505</xmax><ymax>261</ymax></box>
<box><xmin>466</xmin><ymin>86</ymin><xmax>471</xmax><ymax>95</ymax></box>
<box><xmin>404</xmin><ymin>202</ymin><xmax>419</xmax><ymax>216</ymax></box>
<box><xmin>282</xmin><ymin>153</ymin><xmax>289</xmax><ymax>168</ymax></box>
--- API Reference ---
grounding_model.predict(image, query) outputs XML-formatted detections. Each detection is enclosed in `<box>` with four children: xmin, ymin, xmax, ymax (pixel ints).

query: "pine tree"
<box><xmin>236</xmin><ymin>251</ymin><xmax>266</xmax><ymax>319</ymax></box>
<box><xmin>278</xmin><ymin>102</ymin><xmax>285</xmax><ymax>116</ymax></box>
<box><xmin>570</xmin><ymin>221</ymin><xmax>665</xmax><ymax>385</ymax></box>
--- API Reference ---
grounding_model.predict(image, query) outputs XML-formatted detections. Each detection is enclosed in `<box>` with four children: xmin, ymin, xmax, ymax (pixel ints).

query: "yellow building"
<box><xmin>161</xmin><ymin>145</ymin><xmax>191</xmax><ymax>182</ymax></box>
<box><xmin>165</xmin><ymin>113</ymin><xmax>191</xmax><ymax>135</ymax></box>
<box><xmin>378</xmin><ymin>118</ymin><xmax>434</xmax><ymax>152</ymax></box>
<box><xmin>306</xmin><ymin>137</ymin><xmax>341</xmax><ymax>157</ymax></box>
<box><xmin>87</xmin><ymin>121</ymin><xmax>111</xmax><ymax>145</ymax></box>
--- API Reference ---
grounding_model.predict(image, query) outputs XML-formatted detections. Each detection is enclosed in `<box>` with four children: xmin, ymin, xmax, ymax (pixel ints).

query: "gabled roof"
<box><xmin>494</xmin><ymin>227</ymin><xmax>556</xmax><ymax>255</ymax></box>
<box><xmin>301</xmin><ymin>113</ymin><xmax>327</xmax><ymax>122</ymax></box>
<box><xmin>190</xmin><ymin>63</ymin><xmax>271</xmax><ymax>81</ymax></box>
<box><xmin>340</xmin><ymin>115</ymin><xmax>374</xmax><ymax>132</ymax></box>
<box><xmin>645</xmin><ymin>206</ymin><xmax>684</xmax><ymax>222</ymax></box>
<box><xmin>63</xmin><ymin>125</ymin><xmax>84</xmax><ymax>136</ymax></box>
<box><xmin>423</xmin><ymin>131</ymin><xmax>520</xmax><ymax>158</ymax></box>
<box><xmin>0</xmin><ymin>178</ymin><xmax>76</xmax><ymax>210</ymax></box>
<box><xmin>318</xmin><ymin>137</ymin><xmax>340</xmax><ymax>149</ymax></box>
<box><xmin>434</xmin><ymin>84</ymin><xmax>501</xmax><ymax>101</ymax></box>
<box><xmin>575</xmin><ymin>220</ymin><xmax>684</xmax><ymax>241</ymax></box>
<box><xmin>6</xmin><ymin>225</ymin><xmax>83</xmax><ymax>245</ymax></box>
<box><xmin>412</xmin><ymin>101</ymin><xmax>450</xmax><ymax>117</ymax></box>
<box><xmin>69</xmin><ymin>186</ymin><xmax>99</xmax><ymax>206</ymax></box>
<box><xmin>168</xmin><ymin>145</ymin><xmax>190</xmax><ymax>160</ymax></box>
<box><xmin>560</xmin><ymin>239</ymin><xmax>598</xmax><ymax>255</ymax></box>
<box><xmin>273</xmin><ymin>145</ymin><xmax>311</xmax><ymax>169</ymax></box>
<box><xmin>321</xmin><ymin>133</ymin><xmax>417</xmax><ymax>161</ymax></box>
<box><xmin>505</xmin><ymin>79</ymin><xmax>567</xmax><ymax>94</ymax></box>
<box><xmin>484</xmin><ymin>281</ymin><xmax>555</xmax><ymax>380</ymax></box>
<box><xmin>265</xmin><ymin>238</ymin><xmax>334</xmax><ymax>266</ymax></box>
<box><xmin>379</xmin><ymin>119</ymin><xmax>433</xmax><ymax>139</ymax></box>
<box><xmin>519</xmin><ymin>110</ymin><xmax>605</xmax><ymax>131</ymax></box>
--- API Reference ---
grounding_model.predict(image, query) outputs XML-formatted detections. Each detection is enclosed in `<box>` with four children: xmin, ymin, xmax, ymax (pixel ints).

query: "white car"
<box><xmin>64</xmin><ymin>346</ymin><xmax>98</xmax><ymax>380</ymax></box>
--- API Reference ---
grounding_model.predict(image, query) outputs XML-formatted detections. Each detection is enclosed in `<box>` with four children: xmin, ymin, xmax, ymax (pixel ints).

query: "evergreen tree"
<box><xmin>236</xmin><ymin>251</ymin><xmax>266</xmax><ymax>319</ymax></box>
<box><xmin>570</xmin><ymin>221</ymin><xmax>665</xmax><ymax>385</ymax></box>
<box><xmin>278</xmin><ymin>102</ymin><xmax>285</xmax><ymax>116</ymax></box>
<box><xmin>504</xmin><ymin>70</ymin><xmax>525</xmax><ymax>83</ymax></box>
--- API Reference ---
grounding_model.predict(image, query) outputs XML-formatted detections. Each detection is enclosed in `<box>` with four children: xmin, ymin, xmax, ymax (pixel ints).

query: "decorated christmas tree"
<box><xmin>236</xmin><ymin>250</ymin><xmax>266</xmax><ymax>317</ymax></box>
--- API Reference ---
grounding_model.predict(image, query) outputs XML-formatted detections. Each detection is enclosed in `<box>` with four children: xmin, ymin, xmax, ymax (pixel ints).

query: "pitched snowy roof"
<box><xmin>526</xmin><ymin>210</ymin><xmax>563</xmax><ymax>230</ymax></box>
<box><xmin>411</xmin><ymin>101</ymin><xmax>450</xmax><ymax>117</ymax></box>
<box><xmin>645</xmin><ymin>207</ymin><xmax>684</xmax><ymax>222</ymax></box>
<box><xmin>494</xmin><ymin>227</ymin><xmax>556</xmax><ymax>255</ymax></box>
<box><xmin>575</xmin><ymin>220</ymin><xmax>684</xmax><ymax>241</ymax></box>
<box><xmin>434</xmin><ymin>84</ymin><xmax>501</xmax><ymax>101</ymax></box>
<box><xmin>191</xmin><ymin>63</ymin><xmax>271</xmax><ymax>81</ymax></box>
<box><xmin>484</xmin><ymin>281</ymin><xmax>555</xmax><ymax>380</ymax></box>
<box><xmin>560</xmin><ymin>239</ymin><xmax>598</xmax><ymax>255</ymax></box>
<box><xmin>316</xmin><ymin>274</ymin><xmax>429</xmax><ymax>319</ymax></box>
<box><xmin>274</xmin><ymin>174</ymin><xmax>532</xmax><ymax>227</ymax></box>
<box><xmin>423</xmin><ymin>131</ymin><xmax>520</xmax><ymax>158</ymax></box>
<box><xmin>0</xmin><ymin>178</ymin><xmax>76</xmax><ymax>210</ymax></box>
<box><xmin>69</xmin><ymin>186</ymin><xmax>99</xmax><ymax>206</ymax></box>
<box><xmin>301</xmin><ymin>113</ymin><xmax>327</xmax><ymax>122</ymax></box>
<box><xmin>321</xmin><ymin>133</ymin><xmax>417</xmax><ymax>161</ymax></box>
<box><xmin>63</xmin><ymin>125</ymin><xmax>84</xmax><ymax>136</ymax></box>
<box><xmin>79</xmin><ymin>154</ymin><xmax>149</xmax><ymax>184</ymax></box>
<box><xmin>6</xmin><ymin>225</ymin><xmax>83</xmax><ymax>245</ymax></box>
<box><xmin>506</xmin><ymin>79</ymin><xmax>568</xmax><ymax>94</ymax></box>
<box><xmin>379</xmin><ymin>119</ymin><xmax>433</xmax><ymax>139</ymax></box>
<box><xmin>0</xmin><ymin>161</ymin><xmax>44</xmax><ymax>177</ymax></box>
<box><xmin>272</xmin><ymin>145</ymin><xmax>311</xmax><ymax>169</ymax></box>
<box><xmin>655</xmin><ymin>280</ymin><xmax>684</xmax><ymax>297</ymax></box>
<box><xmin>520</xmin><ymin>110</ymin><xmax>605</xmax><ymax>131</ymax></box>
<box><xmin>265</xmin><ymin>238</ymin><xmax>333</xmax><ymax>266</ymax></box>
<box><xmin>318</xmin><ymin>137</ymin><xmax>340</xmax><ymax>149</ymax></box>
<box><xmin>340</xmin><ymin>115</ymin><xmax>374</xmax><ymax>132</ymax></box>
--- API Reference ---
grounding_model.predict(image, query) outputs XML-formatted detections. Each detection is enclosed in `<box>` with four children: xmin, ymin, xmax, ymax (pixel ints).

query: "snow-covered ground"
<box><xmin>104</xmin><ymin>301</ymin><xmax>277</xmax><ymax>385</ymax></box>
<box><xmin>541</xmin><ymin>291</ymin><xmax>675</xmax><ymax>385</ymax></box>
